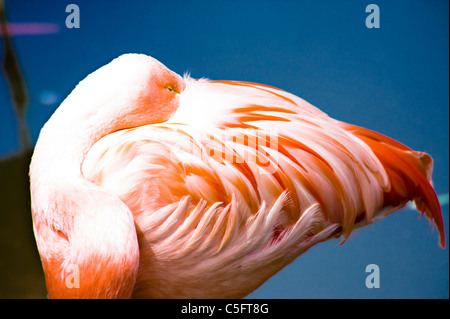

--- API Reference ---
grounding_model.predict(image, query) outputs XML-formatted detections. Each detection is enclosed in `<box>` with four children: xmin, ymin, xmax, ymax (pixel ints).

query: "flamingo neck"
<box><xmin>30</xmin><ymin>97</ymin><xmax>140</xmax><ymax>298</ymax></box>
<box><xmin>34</xmin><ymin>96</ymin><xmax>117</xmax><ymax>183</ymax></box>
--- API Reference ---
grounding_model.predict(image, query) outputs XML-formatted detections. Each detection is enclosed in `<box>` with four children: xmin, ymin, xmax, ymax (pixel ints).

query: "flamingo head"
<box><xmin>62</xmin><ymin>53</ymin><xmax>186</xmax><ymax>134</ymax></box>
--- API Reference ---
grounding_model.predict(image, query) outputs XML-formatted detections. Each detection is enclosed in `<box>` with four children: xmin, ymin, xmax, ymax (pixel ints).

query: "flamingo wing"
<box><xmin>81</xmin><ymin>77</ymin><xmax>444</xmax><ymax>298</ymax></box>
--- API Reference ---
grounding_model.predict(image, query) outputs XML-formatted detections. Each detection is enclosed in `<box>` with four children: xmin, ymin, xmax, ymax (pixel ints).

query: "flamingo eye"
<box><xmin>165</xmin><ymin>85</ymin><xmax>176</xmax><ymax>93</ymax></box>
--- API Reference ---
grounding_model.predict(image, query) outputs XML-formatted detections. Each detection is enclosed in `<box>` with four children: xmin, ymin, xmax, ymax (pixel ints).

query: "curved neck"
<box><xmin>35</xmin><ymin>98</ymin><xmax>114</xmax><ymax>179</ymax></box>
<box><xmin>30</xmin><ymin>97</ymin><xmax>140</xmax><ymax>298</ymax></box>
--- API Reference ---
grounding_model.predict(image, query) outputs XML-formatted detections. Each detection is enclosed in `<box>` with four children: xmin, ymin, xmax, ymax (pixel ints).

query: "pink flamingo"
<box><xmin>30</xmin><ymin>54</ymin><xmax>445</xmax><ymax>298</ymax></box>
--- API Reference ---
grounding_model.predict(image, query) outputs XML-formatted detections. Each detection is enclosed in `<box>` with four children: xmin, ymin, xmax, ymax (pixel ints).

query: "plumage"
<box><xmin>30</xmin><ymin>54</ymin><xmax>445</xmax><ymax>298</ymax></box>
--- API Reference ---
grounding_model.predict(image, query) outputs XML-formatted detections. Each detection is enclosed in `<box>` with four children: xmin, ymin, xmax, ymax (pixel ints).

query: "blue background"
<box><xmin>0</xmin><ymin>0</ymin><xmax>448</xmax><ymax>298</ymax></box>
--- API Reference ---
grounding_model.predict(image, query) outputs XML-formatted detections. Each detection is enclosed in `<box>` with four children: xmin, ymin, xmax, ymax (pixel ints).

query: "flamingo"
<box><xmin>29</xmin><ymin>54</ymin><xmax>445</xmax><ymax>298</ymax></box>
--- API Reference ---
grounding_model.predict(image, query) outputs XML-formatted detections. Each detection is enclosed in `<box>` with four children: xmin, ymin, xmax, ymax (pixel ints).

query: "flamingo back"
<box><xmin>82</xmin><ymin>77</ymin><xmax>444</xmax><ymax>298</ymax></box>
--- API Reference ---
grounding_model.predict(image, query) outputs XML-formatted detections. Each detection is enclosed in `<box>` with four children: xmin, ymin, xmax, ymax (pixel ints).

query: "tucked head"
<box><xmin>64</xmin><ymin>53</ymin><xmax>186</xmax><ymax>133</ymax></box>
